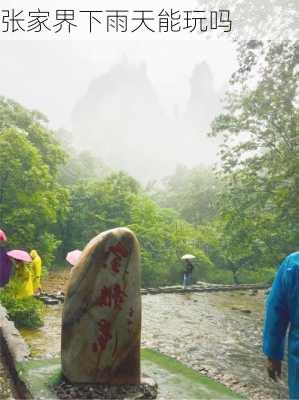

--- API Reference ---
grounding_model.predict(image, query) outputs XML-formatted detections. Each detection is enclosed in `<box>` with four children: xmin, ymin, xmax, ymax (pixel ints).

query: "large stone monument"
<box><xmin>61</xmin><ymin>227</ymin><xmax>141</xmax><ymax>384</ymax></box>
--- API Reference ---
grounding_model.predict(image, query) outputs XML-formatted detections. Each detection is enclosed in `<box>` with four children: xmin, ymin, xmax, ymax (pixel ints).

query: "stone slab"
<box><xmin>62</xmin><ymin>228</ymin><xmax>141</xmax><ymax>384</ymax></box>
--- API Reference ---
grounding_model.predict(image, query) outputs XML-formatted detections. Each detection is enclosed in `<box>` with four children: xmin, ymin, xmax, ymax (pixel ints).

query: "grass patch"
<box><xmin>141</xmin><ymin>348</ymin><xmax>243</xmax><ymax>399</ymax></box>
<box><xmin>17</xmin><ymin>350</ymin><xmax>244</xmax><ymax>400</ymax></box>
<box><xmin>16</xmin><ymin>357</ymin><xmax>61</xmax><ymax>399</ymax></box>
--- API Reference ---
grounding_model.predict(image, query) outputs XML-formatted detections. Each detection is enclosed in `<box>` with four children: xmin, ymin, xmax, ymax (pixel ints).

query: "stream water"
<box><xmin>20</xmin><ymin>290</ymin><xmax>288</xmax><ymax>400</ymax></box>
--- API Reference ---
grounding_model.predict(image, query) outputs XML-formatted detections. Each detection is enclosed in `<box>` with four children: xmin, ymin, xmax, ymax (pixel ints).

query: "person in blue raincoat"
<box><xmin>263</xmin><ymin>251</ymin><xmax>299</xmax><ymax>399</ymax></box>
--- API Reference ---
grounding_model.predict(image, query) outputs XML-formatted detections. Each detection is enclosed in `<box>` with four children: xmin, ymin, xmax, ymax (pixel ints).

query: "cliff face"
<box><xmin>174</xmin><ymin>61</ymin><xmax>223</xmax><ymax>167</ymax></box>
<box><xmin>71</xmin><ymin>60</ymin><xmax>224</xmax><ymax>181</ymax></box>
<box><xmin>72</xmin><ymin>61</ymin><xmax>173</xmax><ymax>181</ymax></box>
<box><xmin>185</xmin><ymin>61</ymin><xmax>221</xmax><ymax>130</ymax></box>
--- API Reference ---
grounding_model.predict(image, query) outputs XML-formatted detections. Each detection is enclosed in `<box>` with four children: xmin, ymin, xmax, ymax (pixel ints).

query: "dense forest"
<box><xmin>0</xmin><ymin>40</ymin><xmax>298</xmax><ymax>287</ymax></box>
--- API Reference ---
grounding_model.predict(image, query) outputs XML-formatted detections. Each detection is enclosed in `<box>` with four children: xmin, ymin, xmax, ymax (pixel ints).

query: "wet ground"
<box><xmin>17</xmin><ymin>351</ymin><xmax>240</xmax><ymax>400</ymax></box>
<box><xmin>20</xmin><ymin>290</ymin><xmax>288</xmax><ymax>400</ymax></box>
<box><xmin>141</xmin><ymin>291</ymin><xmax>288</xmax><ymax>400</ymax></box>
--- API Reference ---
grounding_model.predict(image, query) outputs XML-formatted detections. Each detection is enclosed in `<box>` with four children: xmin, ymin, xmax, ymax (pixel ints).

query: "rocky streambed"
<box><xmin>141</xmin><ymin>291</ymin><xmax>288</xmax><ymax>400</ymax></box>
<box><xmin>20</xmin><ymin>290</ymin><xmax>288</xmax><ymax>400</ymax></box>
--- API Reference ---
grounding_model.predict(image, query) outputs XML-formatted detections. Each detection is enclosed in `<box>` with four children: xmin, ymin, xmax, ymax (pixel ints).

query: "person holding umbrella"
<box><xmin>181</xmin><ymin>254</ymin><xmax>196</xmax><ymax>289</ymax></box>
<box><xmin>6</xmin><ymin>250</ymin><xmax>33</xmax><ymax>299</ymax></box>
<box><xmin>0</xmin><ymin>229</ymin><xmax>12</xmax><ymax>287</ymax></box>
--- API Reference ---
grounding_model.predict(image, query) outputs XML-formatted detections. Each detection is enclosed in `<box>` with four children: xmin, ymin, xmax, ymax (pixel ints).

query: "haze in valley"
<box><xmin>0</xmin><ymin>40</ymin><xmax>237</xmax><ymax>181</ymax></box>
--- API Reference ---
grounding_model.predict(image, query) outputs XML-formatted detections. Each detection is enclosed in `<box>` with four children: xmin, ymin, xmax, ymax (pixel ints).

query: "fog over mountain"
<box><xmin>0</xmin><ymin>40</ymin><xmax>236</xmax><ymax>181</ymax></box>
<box><xmin>72</xmin><ymin>59</ymin><xmax>224</xmax><ymax>181</ymax></box>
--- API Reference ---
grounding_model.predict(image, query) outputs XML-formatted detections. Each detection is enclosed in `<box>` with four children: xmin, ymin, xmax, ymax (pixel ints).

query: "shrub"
<box><xmin>0</xmin><ymin>289</ymin><xmax>44</xmax><ymax>329</ymax></box>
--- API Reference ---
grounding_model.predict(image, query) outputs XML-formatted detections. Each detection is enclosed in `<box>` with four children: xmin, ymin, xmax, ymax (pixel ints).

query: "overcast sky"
<box><xmin>0</xmin><ymin>39</ymin><xmax>237</xmax><ymax>129</ymax></box>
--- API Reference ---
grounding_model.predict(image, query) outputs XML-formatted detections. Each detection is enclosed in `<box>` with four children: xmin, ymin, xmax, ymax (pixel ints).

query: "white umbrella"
<box><xmin>181</xmin><ymin>254</ymin><xmax>196</xmax><ymax>260</ymax></box>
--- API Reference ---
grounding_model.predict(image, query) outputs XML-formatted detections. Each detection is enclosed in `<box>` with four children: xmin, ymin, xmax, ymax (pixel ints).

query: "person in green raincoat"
<box><xmin>30</xmin><ymin>249</ymin><xmax>42</xmax><ymax>294</ymax></box>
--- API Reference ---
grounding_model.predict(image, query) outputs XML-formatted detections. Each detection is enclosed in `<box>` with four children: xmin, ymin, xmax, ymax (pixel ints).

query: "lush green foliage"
<box><xmin>209</xmin><ymin>40</ymin><xmax>299</xmax><ymax>282</ymax></box>
<box><xmin>1</xmin><ymin>40</ymin><xmax>297</xmax><ymax>287</ymax></box>
<box><xmin>0</xmin><ymin>98</ymin><xmax>69</xmax><ymax>265</ymax></box>
<box><xmin>59</xmin><ymin>172</ymin><xmax>212</xmax><ymax>286</ymax></box>
<box><xmin>0</xmin><ymin>98</ymin><xmax>214</xmax><ymax>287</ymax></box>
<box><xmin>55</xmin><ymin>128</ymin><xmax>110</xmax><ymax>186</ymax></box>
<box><xmin>0</xmin><ymin>288</ymin><xmax>44</xmax><ymax>328</ymax></box>
<box><xmin>0</xmin><ymin>97</ymin><xmax>66</xmax><ymax>174</ymax></box>
<box><xmin>151</xmin><ymin>41</ymin><xmax>298</xmax><ymax>284</ymax></box>
<box><xmin>152</xmin><ymin>165</ymin><xmax>219</xmax><ymax>225</ymax></box>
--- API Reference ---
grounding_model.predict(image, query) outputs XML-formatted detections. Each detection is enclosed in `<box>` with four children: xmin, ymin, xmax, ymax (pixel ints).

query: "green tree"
<box><xmin>58</xmin><ymin>150</ymin><xmax>110</xmax><ymax>186</ymax></box>
<box><xmin>0</xmin><ymin>97</ymin><xmax>69</xmax><ymax>264</ymax></box>
<box><xmin>0</xmin><ymin>130</ymin><xmax>68</xmax><ymax>264</ymax></box>
<box><xmin>0</xmin><ymin>97</ymin><xmax>66</xmax><ymax>174</ymax></box>
<box><xmin>152</xmin><ymin>165</ymin><xmax>219</xmax><ymax>226</ymax></box>
<box><xmin>210</xmin><ymin>40</ymin><xmax>299</xmax><ymax>280</ymax></box>
<box><xmin>60</xmin><ymin>171</ymin><xmax>212</xmax><ymax>286</ymax></box>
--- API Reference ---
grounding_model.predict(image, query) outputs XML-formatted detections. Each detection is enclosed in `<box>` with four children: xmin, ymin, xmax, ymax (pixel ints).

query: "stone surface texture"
<box><xmin>62</xmin><ymin>228</ymin><xmax>141</xmax><ymax>384</ymax></box>
<box><xmin>0</xmin><ymin>304</ymin><xmax>30</xmax><ymax>399</ymax></box>
<box><xmin>0</xmin><ymin>305</ymin><xmax>30</xmax><ymax>363</ymax></box>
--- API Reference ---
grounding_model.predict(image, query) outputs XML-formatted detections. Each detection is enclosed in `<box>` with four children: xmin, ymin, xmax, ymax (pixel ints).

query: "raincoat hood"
<box><xmin>30</xmin><ymin>250</ymin><xmax>38</xmax><ymax>258</ymax></box>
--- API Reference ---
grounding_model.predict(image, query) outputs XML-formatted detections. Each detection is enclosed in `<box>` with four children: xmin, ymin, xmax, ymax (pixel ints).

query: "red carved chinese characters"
<box><xmin>111</xmin><ymin>255</ymin><xmax>121</xmax><ymax>273</ymax></box>
<box><xmin>98</xmin><ymin>286</ymin><xmax>112</xmax><ymax>307</ymax></box>
<box><xmin>107</xmin><ymin>241</ymin><xmax>128</xmax><ymax>273</ymax></box>
<box><xmin>97</xmin><ymin>319</ymin><xmax>112</xmax><ymax>350</ymax></box>
<box><xmin>92</xmin><ymin>319</ymin><xmax>112</xmax><ymax>353</ymax></box>
<box><xmin>109</xmin><ymin>242</ymin><xmax>129</xmax><ymax>258</ymax></box>
<box><xmin>92</xmin><ymin>241</ymin><xmax>129</xmax><ymax>354</ymax></box>
<box><xmin>98</xmin><ymin>284</ymin><xmax>126</xmax><ymax>310</ymax></box>
<box><xmin>112</xmin><ymin>284</ymin><xmax>125</xmax><ymax>310</ymax></box>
